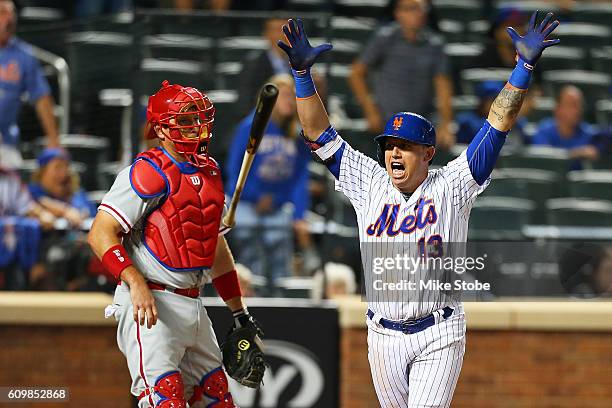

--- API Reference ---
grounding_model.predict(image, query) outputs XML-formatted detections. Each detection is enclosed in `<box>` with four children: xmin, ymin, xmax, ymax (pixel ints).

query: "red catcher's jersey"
<box><xmin>130</xmin><ymin>148</ymin><xmax>225</xmax><ymax>271</ymax></box>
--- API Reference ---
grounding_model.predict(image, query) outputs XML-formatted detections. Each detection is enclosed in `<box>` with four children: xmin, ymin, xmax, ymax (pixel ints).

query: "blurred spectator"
<box><xmin>532</xmin><ymin>85</ymin><xmax>599</xmax><ymax>167</ymax></box>
<box><xmin>470</xmin><ymin>8</ymin><xmax>541</xmax><ymax>119</ymax></box>
<box><xmin>75</xmin><ymin>0</ymin><xmax>133</xmax><ymax>17</ymax></box>
<box><xmin>27</xmin><ymin>148</ymin><xmax>97</xmax><ymax>291</ymax></box>
<box><xmin>0</xmin><ymin>0</ymin><xmax>60</xmax><ymax>168</ymax></box>
<box><xmin>0</xmin><ymin>165</ymin><xmax>57</xmax><ymax>289</ymax></box>
<box><xmin>455</xmin><ymin>80</ymin><xmax>527</xmax><ymax>146</ymax></box>
<box><xmin>28</xmin><ymin>148</ymin><xmax>96</xmax><ymax>227</ymax></box>
<box><xmin>311</xmin><ymin>262</ymin><xmax>357</xmax><ymax>300</ymax></box>
<box><xmin>349</xmin><ymin>0</ymin><xmax>454</xmax><ymax>147</ymax></box>
<box><xmin>473</xmin><ymin>8</ymin><xmax>528</xmax><ymax>73</ymax></box>
<box><xmin>236</xmin><ymin>16</ymin><xmax>290</xmax><ymax>118</ymax></box>
<box><xmin>226</xmin><ymin>74</ymin><xmax>318</xmax><ymax>295</ymax></box>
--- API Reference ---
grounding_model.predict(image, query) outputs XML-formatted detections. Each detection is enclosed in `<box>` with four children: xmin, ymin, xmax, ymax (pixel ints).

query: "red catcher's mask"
<box><xmin>146</xmin><ymin>80</ymin><xmax>215</xmax><ymax>167</ymax></box>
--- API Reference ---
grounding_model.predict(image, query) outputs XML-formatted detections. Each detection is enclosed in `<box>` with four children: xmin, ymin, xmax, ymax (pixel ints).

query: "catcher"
<box><xmin>88</xmin><ymin>80</ymin><xmax>265</xmax><ymax>407</ymax></box>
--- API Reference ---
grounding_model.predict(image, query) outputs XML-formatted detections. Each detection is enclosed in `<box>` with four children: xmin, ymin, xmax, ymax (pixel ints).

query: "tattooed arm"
<box><xmin>487</xmin><ymin>84</ymin><xmax>527</xmax><ymax>132</ymax></box>
<box><xmin>487</xmin><ymin>10</ymin><xmax>560</xmax><ymax>132</ymax></box>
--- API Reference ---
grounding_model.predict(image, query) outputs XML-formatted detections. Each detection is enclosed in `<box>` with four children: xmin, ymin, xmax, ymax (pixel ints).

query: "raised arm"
<box><xmin>464</xmin><ymin>11</ymin><xmax>560</xmax><ymax>185</ymax></box>
<box><xmin>488</xmin><ymin>11</ymin><xmax>560</xmax><ymax>132</ymax></box>
<box><xmin>277</xmin><ymin>19</ymin><xmax>332</xmax><ymax>141</ymax></box>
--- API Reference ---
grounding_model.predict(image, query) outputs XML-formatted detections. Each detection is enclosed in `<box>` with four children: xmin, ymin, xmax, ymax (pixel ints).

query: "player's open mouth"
<box><xmin>390</xmin><ymin>161</ymin><xmax>405</xmax><ymax>177</ymax></box>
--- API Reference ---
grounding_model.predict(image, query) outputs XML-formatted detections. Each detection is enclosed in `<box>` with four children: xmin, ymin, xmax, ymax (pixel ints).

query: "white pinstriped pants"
<box><xmin>366</xmin><ymin>312</ymin><xmax>466</xmax><ymax>407</ymax></box>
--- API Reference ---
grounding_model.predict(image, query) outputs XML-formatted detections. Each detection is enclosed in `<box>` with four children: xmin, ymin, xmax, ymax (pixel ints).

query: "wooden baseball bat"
<box><xmin>222</xmin><ymin>83</ymin><xmax>279</xmax><ymax>228</ymax></box>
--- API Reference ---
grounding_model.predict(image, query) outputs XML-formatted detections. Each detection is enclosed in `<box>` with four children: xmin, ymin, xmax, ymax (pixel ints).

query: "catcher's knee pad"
<box><xmin>188</xmin><ymin>367</ymin><xmax>235</xmax><ymax>407</ymax></box>
<box><xmin>141</xmin><ymin>371</ymin><xmax>186</xmax><ymax>408</ymax></box>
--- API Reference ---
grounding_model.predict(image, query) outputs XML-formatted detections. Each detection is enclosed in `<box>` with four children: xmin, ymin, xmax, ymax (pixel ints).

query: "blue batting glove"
<box><xmin>507</xmin><ymin>10</ymin><xmax>560</xmax><ymax>67</ymax></box>
<box><xmin>277</xmin><ymin>18</ymin><xmax>332</xmax><ymax>72</ymax></box>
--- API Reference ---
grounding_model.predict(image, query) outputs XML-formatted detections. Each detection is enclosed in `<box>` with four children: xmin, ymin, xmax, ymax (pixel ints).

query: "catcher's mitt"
<box><xmin>221</xmin><ymin>315</ymin><xmax>266</xmax><ymax>388</ymax></box>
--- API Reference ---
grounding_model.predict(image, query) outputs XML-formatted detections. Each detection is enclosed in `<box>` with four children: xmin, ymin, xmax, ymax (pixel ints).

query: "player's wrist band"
<box><xmin>212</xmin><ymin>269</ymin><xmax>242</xmax><ymax>301</ymax></box>
<box><xmin>101</xmin><ymin>244</ymin><xmax>133</xmax><ymax>280</ymax></box>
<box><xmin>232</xmin><ymin>308</ymin><xmax>250</xmax><ymax>327</ymax></box>
<box><xmin>508</xmin><ymin>57</ymin><xmax>533</xmax><ymax>89</ymax></box>
<box><xmin>291</xmin><ymin>68</ymin><xmax>316</xmax><ymax>99</ymax></box>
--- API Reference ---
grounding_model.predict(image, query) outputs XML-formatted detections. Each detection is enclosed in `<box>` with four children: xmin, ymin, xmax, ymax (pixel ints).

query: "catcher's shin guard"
<box><xmin>139</xmin><ymin>371</ymin><xmax>187</xmax><ymax>408</ymax></box>
<box><xmin>188</xmin><ymin>367</ymin><xmax>235</xmax><ymax>407</ymax></box>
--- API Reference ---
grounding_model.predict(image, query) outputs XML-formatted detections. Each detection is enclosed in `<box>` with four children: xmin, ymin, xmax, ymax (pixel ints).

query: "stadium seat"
<box><xmin>136</xmin><ymin>58</ymin><xmax>209</xmax><ymax>100</ymax></box>
<box><xmin>336</xmin><ymin>119</ymin><xmax>377</xmax><ymax>160</ymax></box>
<box><xmin>546</xmin><ymin>198</ymin><xmax>612</xmax><ymax>226</ymax></box>
<box><xmin>465</xmin><ymin>20</ymin><xmax>490</xmax><ymax>43</ymax></box>
<box><xmin>142</xmin><ymin>34</ymin><xmax>214</xmax><ymax>66</ymax></box>
<box><xmin>68</xmin><ymin>31</ymin><xmax>135</xmax><ymax>93</ymax></box>
<box><xmin>591</xmin><ymin>47</ymin><xmax>612</xmax><ymax>76</ymax></box>
<box><xmin>553</xmin><ymin>23</ymin><xmax>611</xmax><ymax>49</ymax></box>
<box><xmin>460</xmin><ymin>68</ymin><xmax>512</xmax><ymax>95</ymax></box>
<box><xmin>483</xmin><ymin>174</ymin><xmax>529</xmax><ymax>199</ymax></box>
<box><xmin>499</xmin><ymin>146</ymin><xmax>570</xmax><ymax>175</ymax></box>
<box><xmin>432</xmin><ymin>0</ymin><xmax>484</xmax><ymax>24</ymax></box>
<box><xmin>469</xmin><ymin>197</ymin><xmax>535</xmax><ymax>240</ymax></box>
<box><xmin>287</xmin><ymin>0</ymin><xmax>331</xmax><ymax>13</ymax></box>
<box><xmin>573</xmin><ymin>3</ymin><xmax>612</xmax><ymax>28</ymax></box>
<box><xmin>216</xmin><ymin>36</ymin><xmax>268</xmax><ymax>63</ymax></box>
<box><xmin>17</xmin><ymin>7</ymin><xmax>69</xmax><ymax>57</ymax></box>
<box><xmin>205</xmin><ymin>89</ymin><xmax>240</xmax><ymax>162</ymax></box>
<box><xmin>68</xmin><ymin>31</ymin><xmax>135</xmax><ymax>135</ymax></box>
<box><xmin>451</xmin><ymin>95</ymin><xmax>478</xmax><ymax>116</ymax></box>
<box><xmin>276</xmin><ymin>277</ymin><xmax>315</xmax><ymax>298</ymax></box>
<box><xmin>444</xmin><ymin>43</ymin><xmax>484</xmax><ymax>75</ymax></box>
<box><xmin>538</xmin><ymin>46</ymin><xmax>586</xmax><ymax>71</ymax></box>
<box><xmin>528</xmin><ymin>96</ymin><xmax>555</xmax><ymax>123</ymax></box>
<box><xmin>215</xmin><ymin>62</ymin><xmax>242</xmax><ymax>90</ymax></box>
<box><xmin>568</xmin><ymin>170</ymin><xmax>612</xmax><ymax>201</ymax></box>
<box><xmin>328</xmin><ymin>63</ymin><xmax>353</xmax><ymax>100</ymax></box>
<box><xmin>18</xmin><ymin>6</ymin><xmax>65</xmax><ymax>25</ymax></box>
<box><xmin>438</xmin><ymin>20</ymin><xmax>466</xmax><ymax>43</ymax></box>
<box><xmin>486</xmin><ymin>168</ymin><xmax>560</xmax><ymax>223</ymax></box>
<box><xmin>334</xmin><ymin>0</ymin><xmax>389</xmax><ymax>18</ymax></box>
<box><xmin>431</xmin><ymin>145</ymin><xmax>463</xmax><ymax>167</ymax></box>
<box><xmin>74</xmin><ymin>12</ymin><xmax>137</xmax><ymax>34</ymax></box>
<box><xmin>331</xmin><ymin>16</ymin><xmax>376</xmax><ymax>43</ymax></box>
<box><xmin>97</xmin><ymin>162</ymin><xmax>122</xmax><ymax>191</ymax></box>
<box><xmin>595</xmin><ymin>99</ymin><xmax>612</xmax><ymax>126</ymax></box>
<box><xmin>542</xmin><ymin>70</ymin><xmax>611</xmax><ymax>118</ymax></box>
<box><xmin>329</xmin><ymin>38</ymin><xmax>361</xmax><ymax>64</ymax></box>
<box><xmin>146</xmin><ymin>11</ymin><xmax>232</xmax><ymax>38</ymax></box>
<box><xmin>494</xmin><ymin>1</ymin><xmax>560</xmax><ymax>16</ymax></box>
<box><xmin>231</xmin><ymin>15</ymin><xmax>265</xmax><ymax>37</ymax></box>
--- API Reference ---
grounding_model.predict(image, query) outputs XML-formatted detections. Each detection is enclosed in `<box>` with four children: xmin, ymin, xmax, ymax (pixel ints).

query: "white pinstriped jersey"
<box><xmin>99</xmin><ymin>166</ymin><xmax>229</xmax><ymax>289</ymax></box>
<box><xmin>315</xmin><ymin>132</ymin><xmax>488</xmax><ymax>321</ymax></box>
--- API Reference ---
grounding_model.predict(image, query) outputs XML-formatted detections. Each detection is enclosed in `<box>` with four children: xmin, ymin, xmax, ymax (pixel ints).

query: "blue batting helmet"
<box><xmin>374</xmin><ymin>112</ymin><xmax>436</xmax><ymax>166</ymax></box>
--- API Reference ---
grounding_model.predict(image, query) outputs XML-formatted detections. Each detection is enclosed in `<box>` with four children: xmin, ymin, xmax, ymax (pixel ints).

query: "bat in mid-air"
<box><xmin>222</xmin><ymin>83</ymin><xmax>279</xmax><ymax>228</ymax></box>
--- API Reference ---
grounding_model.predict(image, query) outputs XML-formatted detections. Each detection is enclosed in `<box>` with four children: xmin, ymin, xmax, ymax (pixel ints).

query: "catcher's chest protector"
<box><xmin>131</xmin><ymin>148</ymin><xmax>224</xmax><ymax>271</ymax></box>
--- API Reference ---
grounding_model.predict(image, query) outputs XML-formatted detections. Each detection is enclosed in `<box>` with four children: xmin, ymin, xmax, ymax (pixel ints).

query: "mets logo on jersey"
<box><xmin>393</xmin><ymin>116</ymin><xmax>403</xmax><ymax>131</ymax></box>
<box><xmin>366</xmin><ymin>198</ymin><xmax>438</xmax><ymax>237</ymax></box>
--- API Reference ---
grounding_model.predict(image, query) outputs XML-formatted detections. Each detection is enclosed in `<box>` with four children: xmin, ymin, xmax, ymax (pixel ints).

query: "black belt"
<box><xmin>367</xmin><ymin>307</ymin><xmax>454</xmax><ymax>334</ymax></box>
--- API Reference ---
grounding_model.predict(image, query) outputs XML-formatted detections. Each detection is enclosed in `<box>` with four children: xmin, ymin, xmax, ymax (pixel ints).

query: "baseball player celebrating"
<box><xmin>88</xmin><ymin>81</ymin><xmax>265</xmax><ymax>407</ymax></box>
<box><xmin>278</xmin><ymin>12</ymin><xmax>560</xmax><ymax>407</ymax></box>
